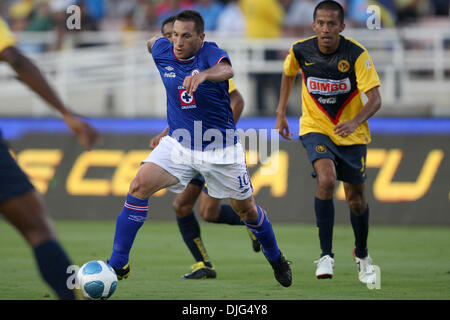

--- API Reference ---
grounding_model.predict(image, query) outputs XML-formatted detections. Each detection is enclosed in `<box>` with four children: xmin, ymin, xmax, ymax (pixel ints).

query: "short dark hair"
<box><xmin>313</xmin><ymin>0</ymin><xmax>345</xmax><ymax>24</ymax></box>
<box><xmin>161</xmin><ymin>16</ymin><xmax>176</xmax><ymax>34</ymax></box>
<box><xmin>175</xmin><ymin>10</ymin><xmax>204</xmax><ymax>35</ymax></box>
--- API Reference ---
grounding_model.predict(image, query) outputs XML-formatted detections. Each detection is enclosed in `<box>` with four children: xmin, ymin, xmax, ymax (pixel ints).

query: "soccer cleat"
<box><xmin>264</xmin><ymin>251</ymin><xmax>292</xmax><ymax>287</ymax></box>
<box><xmin>247</xmin><ymin>229</ymin><xmax>261</xmax><ymax>252</ymax></box>
<box><xmin>314</xmin><ymin>255</ymin><xmax>334</xmax><ymax>279</ymax></box>
<box><xmin>353</xmin><ymin>249</ymin><xmax>376</xmax><ymax>284</ymax></box>
<box><xmin>181</xmin><ymin>261</ymin><xmax>217</xmax><ymax>279</ymax></box>
<box><xmin>108</xmin><ymin>261</ymin><xmax>130</xmax><ymax>280</ymax></box>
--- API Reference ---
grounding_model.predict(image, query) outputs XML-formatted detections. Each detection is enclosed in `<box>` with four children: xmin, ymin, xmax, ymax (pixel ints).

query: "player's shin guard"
<box><xmin>176</xmin><ymin>212</ymin><xmax>212</xmax><ymax>268</ymax></box>
<box><xmin>315</xmin><ymin>197</ymin><xmax>335</xmax><ymax>258</ymax></box>
<box><xmin>350</xmin><ymin>206</ymin><xmax>369</xmax><ymax>258</ymax></box>
<box><xmin>109</xmin><ymin>193</ymin><xmax>148</xmax><ymax>269</ymax></box>
<box><xmin>243</xmin><ymin>205</ymin><xmax>280</xmax><ymax>262</ymax></box>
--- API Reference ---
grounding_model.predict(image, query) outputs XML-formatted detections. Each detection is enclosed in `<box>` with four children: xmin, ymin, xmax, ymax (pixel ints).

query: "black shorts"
<box><xmin>188</xmin><ymin>173</ymin><xmax>209</xmax><ymax>195</ymax></box>
<box><xmin>300</xmin><ymin>132</ymin><xmax>367</xmax><ymax>185</ymax></box>
<box><xmin>0</xmin><ymin>140</ymin><xmax>34</xmax><ymax>204</ymax></box>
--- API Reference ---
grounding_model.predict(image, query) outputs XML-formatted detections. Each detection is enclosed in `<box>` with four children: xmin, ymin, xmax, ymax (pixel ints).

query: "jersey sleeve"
<box><xmin>205</xmin><ymin>43</ymin><xmax>231</xmax><ymax>68</ymax></box>
<box><xmin>151</xmin><ymin>37</ymin><xmax>171</xmax><ymax>59</ymax></box>
<box><xmin>228</xmin><ymin>78</ymin><xmax>236</xmax><ymax>93</ymax></box>
<box><xmin>283</xmin><ymin>46</ymin><xmax>301</xmax><ymax>76</ymax></box>
<box><xmin>0</xmin><ymin>18</ymin><xmax>16</xmax><ymax>53</ymax></box>
<box><xmin>354</xmin><ymin>50</ymin><xmax>380</xmax><ymax>93</ymax></box>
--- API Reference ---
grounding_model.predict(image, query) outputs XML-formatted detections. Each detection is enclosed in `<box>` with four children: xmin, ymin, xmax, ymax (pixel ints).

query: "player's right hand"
<box><xmin>149</xmin><ymin>127</ymin><xmax>169</xmax><ymax>149</ymax></box>
<box><xmin>63</xmin><ymin>113</ymin><xmax>99</xmax><ymax>149</ymax></box>
<box><xmin>275</xmin><ymin>114</ymin><xmax>292</xmax><ymax>140</ymax></box>
<box><xmin>149</xmin><ymin>135</ymin><xmax>162</xmax><ymax>149</ymax></box>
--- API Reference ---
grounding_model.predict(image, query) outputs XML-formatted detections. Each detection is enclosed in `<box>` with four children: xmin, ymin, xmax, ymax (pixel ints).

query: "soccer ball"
<box><xmin>76</xmin><ymin>260</ymin><xmax>118</xmax><ymax>300</ymax></box>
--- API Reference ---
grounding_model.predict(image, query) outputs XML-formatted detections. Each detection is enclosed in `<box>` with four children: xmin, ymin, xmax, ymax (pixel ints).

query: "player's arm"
<box><xmin>147</xmin><ymin>35</ymin><xmax>162</xmax><ymax>54</ymax></box>
<box><xmin>149</xmin><ymin>126</ymin><xmax>169</xmax><ymax>149</ymax></box>
<box><xmin>334</xmin><ymin>50</ymin><xmax>382</xmax><ymax>138</ymax></box>
<box><xmin>334</xmin><ymin>86</ymin><xmax>381</xmax><ymax>138</ymax></box>
<box><xmin>275</xmin><ymin>46</ymin><xmax>300</xmax><ymax>140</ymax></box>
<box><xmin>0</xmin><ymin>46</ymin><xmax>99</xmax><ymax>148</ymax></box>
<box><xmin>183</xmin><ymin>60</ymin><xmax>234</xmax><ymax>96</ymax></box>
<box><xmin>275</xmin><ymin>73</ymin><xmax>296</xmax><ymax>140</ymax></box>
<box><xmin>230</xmin><ymin>88</ymin><xmax>244</xmax><ymax>124</ymax></box>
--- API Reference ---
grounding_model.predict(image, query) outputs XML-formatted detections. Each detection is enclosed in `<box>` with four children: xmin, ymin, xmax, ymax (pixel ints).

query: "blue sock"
<box><xmin>109</xmin><ymin>193</ymin><xmax>148</xmax><ymax>269</ymax></box>
<box><xmin>243</xmin><ymin>205</ymin><xmax>281</xmax><ymax>262</ymax></box>
<box><xmin>33</xmin><ymin>239</ymin><xmax>75</xmax><ymax>300</ymax></box>
<box><xmin>176</xmin><ymin>212</ymin><xmax>212</xmax><ymax>268</ymax></box>
<box><xmin>315</xmin><ymin>197</ymin><xmax>335</xmax><ymax>258</ymax></box>
<box><xmin>350</xmin><ymin>206</ymin><xmax>369</xmax><ymax>258</ymax></box>
<box><xmin>214</xmin><ymin>204</ymin><xmax>243</xmax><ymax>225</ymax></box>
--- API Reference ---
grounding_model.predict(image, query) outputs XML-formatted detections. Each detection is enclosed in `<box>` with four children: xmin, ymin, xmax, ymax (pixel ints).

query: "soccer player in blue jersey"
<box><xmin>0</xmin><ymin>18</ymin><xmax>98</xmax><ymax>299</ymax></box>
<box><xmin>150</xmin><ymin>16</ymin><xmax>260</xmax><ymax>280</ymax></box>
<box><xmin>108</xmin><ymin>10</ymin><xmax>291</xmax><ymax>287</ymax></box>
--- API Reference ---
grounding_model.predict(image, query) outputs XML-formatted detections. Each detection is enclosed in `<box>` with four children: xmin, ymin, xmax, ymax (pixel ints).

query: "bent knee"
<box><xmin>348</xmin><ymin>199</ymin><xmax>367</xmax><ymax>216</ymax></box>
<box><xmin>199</xmin><ymin>206</ymin><xmax>219</xmax><ymax>222</ymax></box>
<box><xmin>172</xmin><ymin>200</ymin><xmax>194</xmax><ymax>218</ymax></box>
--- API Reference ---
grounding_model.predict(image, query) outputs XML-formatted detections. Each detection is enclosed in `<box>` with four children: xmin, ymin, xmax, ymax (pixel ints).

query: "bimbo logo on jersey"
<box><xmin>307</xmin><ymin>77</ymin><xmax>351</xmax><ymax>96</ymax></box>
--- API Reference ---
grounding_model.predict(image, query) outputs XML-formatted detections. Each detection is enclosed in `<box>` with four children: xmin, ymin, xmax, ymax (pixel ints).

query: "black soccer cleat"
<box><xmin>264</xmin><ymin>252</ymin><xmax>292</xmax><ymax>287</ymax></box>
<box><xmin>107</xmin><ymin>261</ymin><xmax>130</xmax><ymax>280</ymax></box>
<box><xmin>247</xmin><ymin>229</ymin><xmax>261</xmax><ymax>252</ymax></box>
<box><xmin>181</xmin><ymin>262</ymin><xmax>217</xmax><ymax>280</ymax></box>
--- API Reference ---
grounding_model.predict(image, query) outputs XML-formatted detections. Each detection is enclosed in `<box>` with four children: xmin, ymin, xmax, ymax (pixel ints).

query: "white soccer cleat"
<box><xmin>353</xmin><ymin>249</ymin><xmax>376</xmax><ymax>284</ymax></box>
<box><xmin>314</xmin><ymin>255</ymin><xmax>334</xmax><ymax>279</ymax></box>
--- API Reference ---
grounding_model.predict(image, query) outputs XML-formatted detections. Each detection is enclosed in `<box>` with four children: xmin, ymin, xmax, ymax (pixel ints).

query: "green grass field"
<box><xmin>0</xmin><ymin>219</ymin><xmax>449</xmax><ymax>300</ymax></box>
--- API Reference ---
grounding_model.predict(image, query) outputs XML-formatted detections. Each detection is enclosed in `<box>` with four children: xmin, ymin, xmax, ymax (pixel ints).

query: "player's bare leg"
<box><xmin>108</xmin><ymin>162</ymin><xmax>179</xmax><ymax>279</ymax></box>
<box><xmin>0</xmin><ymin>190</ymin><xmax>76</xmax><ymax>299</ymax></box>
<box><xmin>129</xmin><ymin>162</ymin><xmax>179</xmax><ymax>199</ymax></box>
<box><xmin>199</xmin><ymin>192</ymin><xmax>260</xmax><ymax>252</ymax></box>
<box><xmin>230</xmin><ymin>196</ymin><xmax>292</xmax><ymax>287</ymax></box>
<box><xmin>173</xmin><ymin>184</ymin><xmax>202</xmax><ymax>219</ymax></box>
<box><xmin>1</xmin><ymin>190</ymin><xmax>56</xmax><ymax>246</ymax></box>
<box><xmin>198</xmin><ymin>192</ymin><xmax>221</xmax><ymax>222</ymax></box>
<box><xmin>344</xmin><ymin>182</ymin><xmax>376</xmax><ymax>284</ymax></box>
<box><xmin>313</xmin><ymin>158</ymin><xmax>337</xmax><ymax>279</ymax></box>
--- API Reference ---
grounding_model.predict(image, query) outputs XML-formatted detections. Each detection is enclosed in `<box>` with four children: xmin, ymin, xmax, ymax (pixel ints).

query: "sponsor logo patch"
<box><xmin>307</xmin><ymin>77</ymin><xmax>351</xmax><ymax>96</ymax></box>
<box><xmin>178</xmin><ymin>87</ymin><xmax>196</xmax><ymax>109</ymax></box>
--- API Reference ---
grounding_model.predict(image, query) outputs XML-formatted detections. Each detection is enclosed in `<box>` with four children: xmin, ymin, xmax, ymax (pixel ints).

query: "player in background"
<box><xmin>108</xmin><ymin>10</ymin><xmax>291</xmax><ymax>287</ymax></box>
<box><xmin>150</xmin><ymin>16</ymin><xmax>260</xmax><ymax>280</ymax></box>
<box><xmin>0</xmin><ymin>18</ymin><xmax>99</xmax><ymax>299</ymax></box>
<box><xmin>275</xmin><ymin>1</ymin><xmax>382</xmax><ymax>284</ymax></box>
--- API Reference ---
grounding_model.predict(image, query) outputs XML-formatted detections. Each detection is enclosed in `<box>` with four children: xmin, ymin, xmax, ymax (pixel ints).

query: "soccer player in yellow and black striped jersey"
<box><xmin>275</xmin><ymin>1</ymin><xmax>382</xmax><ymax>284</ymax></box>
<box><xmin>0</xmin><ymin>17</ymin><xmax>98</xmax><ymax>299</ymax></box>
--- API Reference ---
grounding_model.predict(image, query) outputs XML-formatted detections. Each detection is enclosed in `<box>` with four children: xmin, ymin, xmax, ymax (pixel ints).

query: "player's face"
<box><xmin>162</xmin><ymin>22</ymin><xmax>174</xmax><ymax>42</ymax></box>
<box><xmin>172</xmin><ymin>20</ymin><xmax>205</xmax><ymax>59</ymax></box>
<box><xmin>312</xmin><ymin>9</ymin><xmax>345</xmax><ymax>53</ymax></box>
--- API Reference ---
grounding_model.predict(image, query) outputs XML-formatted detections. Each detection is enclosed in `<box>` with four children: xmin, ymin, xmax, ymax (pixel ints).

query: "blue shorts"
<box><xmin>0</xmin><ymin>140</ymin><xmax>34</xmax><ymax>204</ymax></box>
<box><xmin>300</xmin><ymin>132</ymin><xmax>367</xmax><ymax>185</ymax></box>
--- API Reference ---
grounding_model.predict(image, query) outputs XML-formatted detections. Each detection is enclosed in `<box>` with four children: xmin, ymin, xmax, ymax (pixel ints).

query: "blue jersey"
<box><xmin>151</xmin><ymin>37</ymin><xmax>236</xmax><ymax>150</ymax></box>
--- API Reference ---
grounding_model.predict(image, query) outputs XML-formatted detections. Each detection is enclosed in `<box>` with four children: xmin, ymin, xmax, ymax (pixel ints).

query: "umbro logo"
<box><xmin>165</xmin><ymin>66</ymin><xmax>174</xmax><ymax>71</ymax></box>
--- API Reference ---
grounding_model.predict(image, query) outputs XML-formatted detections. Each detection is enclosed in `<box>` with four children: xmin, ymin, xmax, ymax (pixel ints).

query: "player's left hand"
<box><xmin>63</xmin><ymin>113</ymin><xmax>99</xmax><ymax>149</ymax></box>
<box><xmin>183</xmin><ymin>72</ymin><xmax>206</xmax><ymax>96</ymax></box>
<box><xmin>334</xmin><ymin>120</ymin><xmax>358</xmax><ymax>138</ymax></box>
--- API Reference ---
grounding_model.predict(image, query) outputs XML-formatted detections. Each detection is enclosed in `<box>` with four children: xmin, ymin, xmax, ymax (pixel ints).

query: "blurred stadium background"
<box><xmin>1</xmin><ymin>0</ymin><xmax>448</xmax><ymax>224</ymax></box>
<box><xmin>0</xmin><ymin>0</ymin><xmax>449</xmax><ymax>301</ymax></box>
<box><xmin>1</xmin><ymin>0</ymin><xmax>449</xmax><ymax>223</ymax></box>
